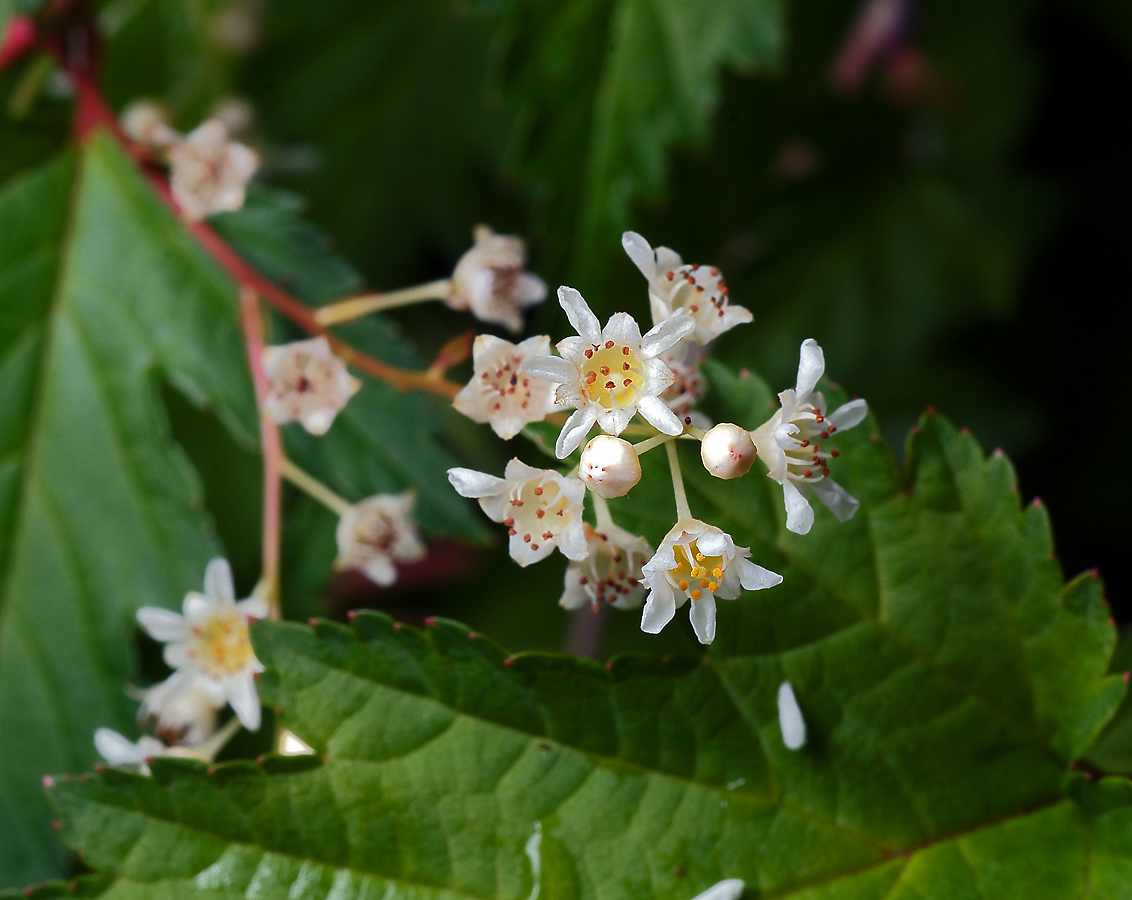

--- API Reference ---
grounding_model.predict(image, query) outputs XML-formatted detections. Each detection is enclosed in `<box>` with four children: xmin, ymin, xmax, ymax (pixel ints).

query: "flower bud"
<box><xmin>700</xmin><ymin>422</ymin><xmax>756</xmax><ymax>479</ymax></box>
<box><xmin>579</xmin><ymin>435</ymin><xmax>642</xmax><ymax>499</ymax></box>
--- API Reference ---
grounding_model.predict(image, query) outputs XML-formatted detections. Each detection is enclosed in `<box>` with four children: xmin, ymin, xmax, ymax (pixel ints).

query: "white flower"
<box><xmin>658</xmin><ymin>340</ymin><xmax>708</xmax><ymax>416</ymax></box>
<box><xmin>448</xmin><ymin>460</ymin><xmax>587</xmax><ymax>566</ymax></box>
<box><xmin>447</xmin><ymin>225</ymin><xmax>547</xmax><ymax>334</ymax></box>
<box><xmin>578</xmin><ymin>435</ymin><xmax>642</xmax><ymax>499</ymax></box>
<box><xmin>335</xmin><ymin>491</ymin><xmax>427</xmax><ymax>587</ymax></box>
<box><xmin>623</xmin><ymin>231</ymin><xmax>753</xmax><ymax>345</ymax></box>
<box><xmin>94</xmin><ymin>729</ymin><xmax>169</xmax><ymax>775</ymax></box>
<box><xmin>136</xmin><ymin>558</ymin><xmax>268</xmax><ymax>731</ymax></box>
<box><xmin>262</xmin><ymin>337</ymin><xmax>361</xmax><ymax>435</ymax></box>
<box><xmin>120</xmin><ymin>99</ymin><xmax>180</xmax><ymax>150</ymax></box>
<box><xmin>640</xmin><ymin>519</ymin><xmax>781</xmax><ymax>644</ymax></box>
<box><xmin>750</xmin><ymin>339</ymin><xmax>868</xmax><ymax>535</ymax></box>
<box><xmin>452</xmin><ymin>334</ymin><xmax>558</xmax><ymax>439</ymax></box>
<box><xmin>137</xmin><ymin>671</ymin><xmax>219</xmax><ymax>746</ymax></box>
<box><xmin>523</xmin><ymin>287</ymin><xmax>695</xmax><ymax>458</ymax></box>
<box><xmin>777</xmin><ymin>681</ymin><xmax>806</xmax><ymax>750</ymax></box>
<box><xmin>560</xmin><ymin>522</ymin><xmax>652</xmax><ymax>611</ymax></box>
<box><xmin>168</xmin><ymin>119</ymin><xmax>258</xmax><ymax>222</ymax></box>
<box><xmin>691</xmin><ymin>880</ymin><xmax>746</xmax><ymax>900</ymax></box>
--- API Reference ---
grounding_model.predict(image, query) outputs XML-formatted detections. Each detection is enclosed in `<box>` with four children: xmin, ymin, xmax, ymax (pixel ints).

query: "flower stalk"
<box><xmin>280</xmin><ymin>458</ymin><xmax>351</xmax><ymax>517</ymax></box>
<box><xmin>666</xmin><ymin>439</ymin><xmax>692</xmax><ymax>523</ymax></box>
<box><xmin>314</xmin><ymin>279</ymin><xmax>454</xmax><ymax>326</ymax></box>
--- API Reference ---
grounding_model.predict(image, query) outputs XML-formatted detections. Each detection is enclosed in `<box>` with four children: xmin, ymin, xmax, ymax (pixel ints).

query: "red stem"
<box><xmin>0</xmin><ymin>15</ymin><xmax>37</xmax><ymax>73</ymax></box>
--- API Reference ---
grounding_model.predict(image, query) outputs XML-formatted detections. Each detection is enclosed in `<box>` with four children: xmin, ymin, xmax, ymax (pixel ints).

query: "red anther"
<box><xmin>804</xmin><ymin>470</ymin><xmax>812</xmax><ymax>478</ymax></box>
<box><xmin>623</xmin><ymin>379</ymin><xmax>632</xmax><ymax>387</ymax></box>
<box><xmin>831</xmin><ymin>450</ymin><xmax>840</xmax><ymax>457</ymax></box>
<box><xmin>533</xmin><ymin>486</ymin><xmax>544</xmax><ymax>495</ymax></box>
<box><xmin>666</xmin><ymin>271</ymin><xmax>675</xmax><ymax>280</ymax></box>
<box><xmin>523</xmin><ymin>533</ymin><xmax>532</xmax><ymax>542</ymax></box>
<box><xmin>530</xmin><ymin>543</ymin><xmax>539</xmax><ymax>551</ymax></box>
<box><xmin>503</xmin><ymin>517</ymin><xmax>514</xmax><ymax>526</ymax></box>
<box><xmin>424</xmin><ymin>616</ymin><xmax>437</xmax><ymax>627</ymax></box>
<box><xmin>622</xmin><ymin>362</ymin><xmax>631</xmax><ymax>371</ymax></box>
<box><xmin>689</xmin><ymin>305</ymin><xmax>698</xmax><ymax>313</ymax></box>
<box><xmin>585</xmin><ymin>349</ymin><xmax>593</xmax><ymax>358</ymax></box>
<box><xmin>684</xmin><ymin>416</ymin><xmax>692</xmax><ymax>425</ymax></box>
<box><xmin>801</xmin><ymin>439</ymin><xmax>809</xmax><ymax>447</ymax></box>
<box><xmin>821</xmin><ymin>432</ymin><xmax>829</xmax><ymax>439</ymax></box>
<box><xmin>822</xmin><ymin>468</ymin><xmax>830</xmax><ymax>477</ymax></box>
<box><xmin>605</xmin><ymin>380</ymin><xmax>616</xmax><ymax>389</ymax></box>
<box><xmin>535</xmin><ymin>509</ymin><xmax>545</xmax><ymax>519</ymax></box>
<box><xmin>51</xmin><ymin>820</ymin><xmax>62</xmax><ymax>831</ymax></box>
<box><xmin>622</xmin><ymin>346</ymin><xmax>631</xmax><ymax>355</ymax></box>
<box><xmin>605</xmin><ymin>340</ymin><xmax>615</xmax><ymax>349</ymax></box>
<box><xmin>542</xmin><ymin>531</ymin><xmax>553</xmax><ymax>540</ymax></box>
<box><xmin>695</xmin><ymin>285</ymin><xmax>705</xmax><ymax>293</ymax></box>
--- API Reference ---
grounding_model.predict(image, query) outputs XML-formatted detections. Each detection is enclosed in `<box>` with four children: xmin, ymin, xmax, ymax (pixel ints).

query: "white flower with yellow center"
<box><xmin>750</xmin><ymin>338</ymin><xmax>868</xmax><ymax>535</ymax></box>
<box><xmin>262</xmin><ymin>337</ymin><xmax>361</xmax><ymax>435</ymax></box>
<box><xmin>641</xmin><ymin>519</ymin><xmax>782</xmax><ymax>644</ymax></box>
<box><xmin>136</xmin><ymin>557</ymin><xmax>268</xmax><ymax>731</ymax></box>
<box><xmin>622</xmin><ymin>231</ymin><xmax>753</xmax><ymax>345</ymax></box>
<box><xmin>447</xmin><ymin>225</ymin><xmax>547</xmax><ymax>334</ymax></box>
<box><xmin>448</xmin><ymin>460</ymin><xmax>587</xmax><ymax>566</ymax></box>
<box><xmin>560</xmin><ymin>522</ymin><xmax>652</xmax><ymax>611</ymax></box>
<box><xmin>168</xmin><ymin>119</ymin><xmax>259</xmax><ymax>222</ymax></box>
<box><xmin>523</xmin><ymin>287</ymin><xmax>695</xmax><ymax>459</ymax></box>
<box><xmin>335</xmin><ymin>491</ymin><xmax>427</xmax><ymax>587</ymax></box>
<box><xmin>453</xmin><ymin>334</ymin><xmax>558</xmax><ymax>439</ymax></box>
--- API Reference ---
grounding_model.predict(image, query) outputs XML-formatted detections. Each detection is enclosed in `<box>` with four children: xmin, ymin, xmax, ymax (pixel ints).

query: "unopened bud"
<box><xmin>700</xmin><ymin>423</ymin><xmax>756</xmax><ymax>479</ymax></box>
<box><xmin>579</xmin><ymin>436</ymin><xmax>642</xmax><ymax>499</ymax></box>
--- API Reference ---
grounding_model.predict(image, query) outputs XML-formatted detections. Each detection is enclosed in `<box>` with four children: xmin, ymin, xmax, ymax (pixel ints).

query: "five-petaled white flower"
<box><xmin>641</xmin><ymin>519</ymin><xmax>781</xmax><ymax>644</ymax></box>
<box><xmin>136</xmin><ymin>671</ymin><xmax>219</xmax><ymax>746</ymax></box>
<box><xmin>453</xmin><ymin>334</ymin><xmax>558</xmax><ymax>439</ymax></box>
<box><xmin>335</xmin><ymin>491</ymin><xmax>427</xmax><ymax>586</ymax></box>
<box><xmin>136</xmin><ymin>557</ymin><xmax>268</xmax><ymax>731</ymax></box>
<box><xmin>622</xmin><ymin>232</ymin><xmax>753</xmax><ymax>345</ymax></box>
<box><xmin>448</xmin><ymin>460</ymin><xmax>586</xmax><ymax>566</ymax></box>
<box><xmin>262</xmin><ymin>337</ymin><xmax>361</xmax><ymax>435</ymax></box>
<box><xmin>523</xmin><ymin>287</ymin><xmax>695</xmax><ymax>458</ymax></box>
<box><xmin>690</xmin><ymin>879</ymin><xmax>746</xmax><ymax>900</ymax></box>
<box><xmin>750</xmin><ymin>338</ymin><xmax>868</xmax><ymax>535</ymax></box>
<box><xmin>168</xmin><ymin>119</ymin><xmax>258</xmax><ymax>222</ymax></box>
<box><xmin>560</xmin><ymin>522</ymin><xmax>652</xmax><ymax>611</ymax></box>
<box><xmin>447</xmin><ymin>225</ymin><xmax>547</xmax><ymax>334</ymax></box>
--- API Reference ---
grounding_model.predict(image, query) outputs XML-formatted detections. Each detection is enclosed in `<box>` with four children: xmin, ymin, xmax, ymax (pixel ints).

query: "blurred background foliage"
<box><xmin>3</xmin><ymin>0</ymin><xmax>1128</xmax><ymax>655</ymax></box>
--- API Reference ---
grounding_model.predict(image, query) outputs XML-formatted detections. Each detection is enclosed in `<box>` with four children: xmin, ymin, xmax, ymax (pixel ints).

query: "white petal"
<box><xmin>509</xmin><ymin>533</ymin><xmax>555</xmax><ymax>567</ymax></box>
<box><xmin>559</xmin><ymin>566</ymin><xmax>590</xmax><ymax>609</ymax></box>
<box><xmin>637</xmin><ymin>395</ymin><xmax>684</xmax><ymax>436</ymax></box>
<box><xmin>649</xmin><ymin>291</ymin><xmax>672</xmax><ymax>326</ymax></box>
<box><xmin>558</xmin><ymin>286</ymin><xmax>601</xmax><ymax>346</ymax></box>
<box><xmin>640</xmin><ymin>590</ymin><xmax>677</xmax><ymax>634</ymax></box>
<box><xmin>809</xmin><ymin>478</ymin><xmax>860</xmax><ymax>523</ymax></box>
<box><xmin>654</xmin><ymin>246</ymin><xmax>683</xmax><ymax>273</ymax></box>
<box><xmin>621</xmin><ymin>231</ymin><xmax>657</xmax><ymax>279</ymax></box>
<box><xmin>163</xmin><ymin>643</ymin><xmax>191</xmax><ymax>669</ymax></box>
<box><xmin>523</xmin><ymin>355</ymin><xmax>576</xmax><ymax>384</ymax></box>
<box><xmin>692</xmin><ymin>879</ymin><xmax>746</xmax><ymax>900</ymax></box>
<box><xmin>777</xmin><ymin>681</ymin><xmax>806</xmax><ymax>750</ymax></box>
<box><xmin>137</xmin><ymin>607</ymin><xmax>186</xmax><ymax>642</ymax></box>
<box><xmin>603</xmin><ymin>312</ymin><xmax>643</xmax><ymax>348</ymax></box>
<box><xmin>183</xmin><ymin>591</ymin><xmax>211</xmax><ymax>620</ymax></box>
<box><xmin>448</xmin><ymin>467</ymin><xmax>506</xmax><ymax>499</ymax></box>
<box><xmin>556</xmin><ymin>407</ymin><xmax>597</xmax><ymax>458</ymax></box>
<box><xmin>736</xmin><ymin>558</ymin><xmax>783</xmax><ymax>591</ymax></box>
<box><xmin>94</xmin><ymin>728</ymin><xmax>145</xmax><ymax>765</ymax></box>
<box><xmin>783</xmin><ymin>480</ymin><xmax>815</xmax><ymax>535</ymax></box>
<box><xmin>695</xmin><ymin>530</ymin><xmax>728</xmax><ymax>557</ymax></box>
<box><xmin>795</xmin><ymin>339</ymin><xmax>825</xmax><ymax>399</ymax></box>
<box><xmin>828</xmin><ymin>397</ymin><xmax>868</xmax><ymax>431</ymax></box>
<box><xmin>204</xmin><ymin>557</ymin><xmax>236</xmax><ymax>604</ymax></box>
<box><xmin>227</xmin><ymin>672</ymin><xmax>262</xmax><ymax>731</ymax></box>
<box><xmin>517</xmin><ymin>273</ymin><xmax>548</xmax><ymax>306</ymax></box>
<box><xmin>640</xmin><ymin>314</ymin><xmax>695</xmax><ymax>358</ymax></box>
<box><xmin>237</xmin><ymin>593</ymin><xmax>270</xmax><ymax>620</ymax></box>
<box><xmin>557</xmin><ymin>520</ymin><xmax>588</xmax><ymax>561</ymax></box>
<box><xmin>360</xmin><ymin>557</ymin><xmax>398</xmax><ymax>587</ymax></box>
<box><xmin>299</xmin><ymin>408</ymin><xmax>339</xmax><ymax>436</ymax></box>
<box><xmin>689</xmin><ymin>595</ymin><xmax>717</xmax><ymax>644</ymax></box>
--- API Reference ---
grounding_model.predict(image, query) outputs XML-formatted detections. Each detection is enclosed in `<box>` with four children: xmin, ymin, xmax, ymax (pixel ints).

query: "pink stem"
<box><xmin>0</xmin><ymin>15</ymin><xmax>36</xmax><ymax>73</ymax></box>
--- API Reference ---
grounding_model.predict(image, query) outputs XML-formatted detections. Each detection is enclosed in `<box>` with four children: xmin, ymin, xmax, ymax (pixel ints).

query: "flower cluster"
<box><xmin>447</xmin><ymin>230</ymin><xmax>869</xmax><ymax>646</ymax></box>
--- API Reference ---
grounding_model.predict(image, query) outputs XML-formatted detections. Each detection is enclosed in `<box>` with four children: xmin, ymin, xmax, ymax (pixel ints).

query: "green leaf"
<box><xmin>498</xmin><ymin>0</ymin><xmax>785</xmax><ymax>285</ymax></box>
<box><xmin>0</xmin><ymin>132</ymin><xmax>255</xmax><ymax>887</ymax></box>
<box><xmin>42</xmin><ymin>410</ymin><xmax>1131</xmax><ymax>896</ymax></box>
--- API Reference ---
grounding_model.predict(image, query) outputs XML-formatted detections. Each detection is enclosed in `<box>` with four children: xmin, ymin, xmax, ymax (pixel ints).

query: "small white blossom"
<box><xmin>523</xmin><ymin>287</ymin><xmax>695</xmax><ymax>458</ymax></box>
<box><xmin>448</xmin><ymin>460</ymin><xmax>586</xmax><ymax>566</ymax></box>
<box><xmin>750</xmin><ymin>339</ymin><xmax>868</xmax><ymax>535</ymax></box>
<box><xmin>691</xmin><ymin>880</ymin><xmax>746</xmax><ymax>900</ymax></box>
<box><xmin>658</xmin><ymin>340</ymin><xmax>708</xmax><ymax>416</ymax></box>
<box><xmin>641</xmin><ymin>519</ymin><xmax>781</xmax><ymax>644</ymax></box>
<box><xmin>700</xmin><ymin>422</ymin><xmax>757</xmax><ymax>480</ymax></box>
<box><xmin>453</xmin><ymin>334</ymin><xmax>558</xmax><ymax>439</ymax></box>
<box><xmin>137</xmin><ymin>671</ymin><xmax>219</xmax><ymax>746</ymax></box>
<box><xmin>168</xmin><ymin>119</ymin><xmax>258</xmax><ymax>221</ymax></box>
<box><xmin>447</xmin><ymin>225</ymin><xmax>547</xmax><ymax>334</ymax></box>
<box><xmin>579</xmin><ymin>435</ymin><xmax>642</xmax><ymax>499</ymax></box>
<box><xmin>560</xmin><ymin>522</ymin><xmax>652</xmax><ymax>611</ymax></box>
<box><xmin>262</xmin><ymin>337</ymin><xmax>361</xmax><ymax>435</ymax></box>
<box><xmin>777</xmin><ymin>681</ymin><xmax>806</xmax><ymax>750</ymax></box>
<box><xmin>136</xmin><ymin>558</ymin><xmax>268</xmax><ymax>731</ymax></box>
<box><xmin>120</xmin><ymin>99</ymin><xmax>180</xmax><ymax>150</ymax></box>
<box><xmin>623</xmin><ymin>231</ymin><xmax>753</xmax><ymax>345</ymax></box>
<box><xmin>94</xmin><ymin>729</ymin><xmax>170</xmax><ymax>775</ymax></box>
<box><xmin>335</xmin><ymin>491</ymin><xmax>427</xmax><ymax>587</ymax></box>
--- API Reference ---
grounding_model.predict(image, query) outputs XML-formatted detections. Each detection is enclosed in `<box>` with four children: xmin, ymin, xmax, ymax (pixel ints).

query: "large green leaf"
<box><xmin>0</xmin><ymin>132</ymin><xmax>256</xmax><ymax>887</ymax></box>
<box><xmin>37</xmin><ymin>409</ymin><xmax>1130</xmax><ymax>897</ymax></box>
<box><xmin>498</xmin><ymin>0</ymin><xmax>785</xmax><ymax>285</ymax></box>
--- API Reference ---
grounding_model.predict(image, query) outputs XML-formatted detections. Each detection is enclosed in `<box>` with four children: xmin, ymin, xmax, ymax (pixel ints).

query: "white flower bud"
<box><xmin>579</xmin><ymin>435</ymin><xmax>642</xmax><ymax>499</ymax></box>
<box><xmin>700</xmin><ymin>422</ymin><xmax>756</xmax><ymax>479</ymax></box>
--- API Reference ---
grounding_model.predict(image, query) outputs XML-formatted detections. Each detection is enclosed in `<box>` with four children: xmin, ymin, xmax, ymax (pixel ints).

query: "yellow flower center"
<box><xmin>193</xmin><ymin>611</ymin><xmax>254</xmax><ymax>677</ymax></box>
<box><xmin>582</xmin><ymin>343</ymin><xmax>643</xmax><ymax>409</ymax></box>
<box><xmin>669</xmin><ymin>541</ymin><xmax>724</xmax><ymax>600</ymax></box>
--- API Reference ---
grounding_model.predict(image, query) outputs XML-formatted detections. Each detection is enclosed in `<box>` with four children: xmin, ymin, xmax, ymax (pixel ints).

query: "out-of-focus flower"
<box><xmin>750</xmin><ymin>339</ymin><xmax>868</xmax><ymax>535</ymax></box>
<box><xmin>137</xmin><ymin>671</ymin><xmax>218</xmax><ymax>746</ymax></box>
<box><xmin>448</xmin><ymin>460</ymin><xmax>587</xmax><ymax>566</ymax></box>
<box><xmin>453</xmin><ymin>335</ymin><xmax>557</xmax><ymax>439</ymax></box>
<box><xmin>168</xmin><ymin>119</ymin><xmax>258</xmax><ymax>221</ymax></box>
<box><xmin>262</xmin><ymin>337</ymin><xmax>361</xmax><ymax>435</ymax></box>
<box><xmin>335</xmin><ymin>492</ymin><xmax>426</xmax><ymax>587</ymax></box>
<box><xmin>523</xmin><ymin>287</ymin><xmax>694</xmax><ymax>458</ymax></box>
<box><xmin>120</xmin><ymin>99</ymin><xmax>180</xmax><ymax>150</ymax></box>
<box><xmin>446</xmin><ymin>225</ymin><xmax>547</xmax><ymax>333</ymax></box>
<box><xmin>560</xmin><ymin>522</ymin><xmax>651</xmax><ymax>611</ymax></box>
